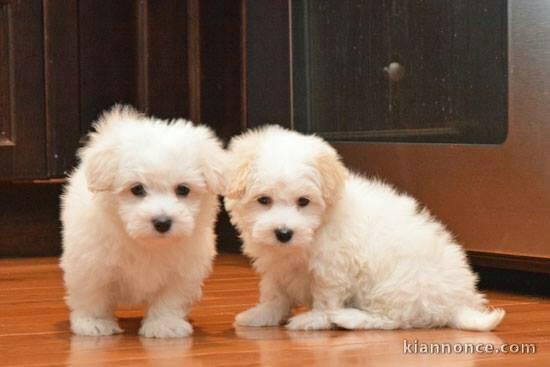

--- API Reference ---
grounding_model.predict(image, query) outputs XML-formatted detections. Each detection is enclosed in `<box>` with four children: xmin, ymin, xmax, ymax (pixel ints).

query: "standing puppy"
<box><xmin>60</xmin><ymin>105</ymin><xmax>226</xmax><ymax>338</ymax></box>
<box><xmin>225</xmin><ymin>125</ymin><xmax>505</xmax><ymax>331</ymax></box>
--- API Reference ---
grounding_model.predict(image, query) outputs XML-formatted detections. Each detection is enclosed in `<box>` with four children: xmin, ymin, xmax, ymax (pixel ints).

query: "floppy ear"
<box><xmin>224</xmin><ymin>155</ymin><xmax>253</xmax><ymax>200</ymax></box>
<box><xmin>80</xmin><ymin>104</ymin><xmax>142</xmax><ymax>192</ymax></box>
<box><xmin>81</xmin><ymin>141</ymin><xmax>118</xmax><ymax>192</ymax></box>
<box><xmin>197</xmin><ymin>126</ymin><xmax>229</xmax><ymax>194</ymax></box>
<box><xmin>315</xmin><ymin>144</ymin><xmax>348</xmax><ymax>207</ymax></box>
<box><xmin>224</xmin><ymin>130</ymin><xmax>263</xmax><ymax>200</ymax></box>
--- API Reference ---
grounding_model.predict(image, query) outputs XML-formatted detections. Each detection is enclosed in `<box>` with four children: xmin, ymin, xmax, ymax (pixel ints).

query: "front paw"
<box><xmin>70</xmin><ymin>314</ymin><xmax>123</xmax><ymax>336</ymax></box>
<box><xmin>235</xmin><ymin>304</ymin><xmax>287</xmax><ymax>327</ymax></box>
<box><xmin>139</xmin><ymin>317</ymin><xmax>193</xmax><ymax>338</ymax></box>
<box><xmin>286</xmin><ymin>311</ymin><xmax>332</xmax><ymax>331</ymax></box>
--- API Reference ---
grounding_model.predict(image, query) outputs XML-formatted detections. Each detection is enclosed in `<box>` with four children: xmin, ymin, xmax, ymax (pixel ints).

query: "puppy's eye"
<box><xmin>130</xmin><ymin>184</ymin><xmax>146</xmax><ymax>197</ymax></box>
<box><xmin>176</xmin><ymin>184</ymin><xmax>190</xmax><ymax>197</ymax></box>
<box><xmin>257</xmin><ymin>196</ymin><xmax>272</xmax><ymax>206</ymax></box>
<box><xmin>297</xmin><ymin>197</ymin><xmax>310</xmax><ymax>207</ymax></box>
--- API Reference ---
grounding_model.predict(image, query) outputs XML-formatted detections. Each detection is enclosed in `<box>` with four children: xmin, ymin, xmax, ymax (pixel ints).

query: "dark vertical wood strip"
<box><xmin>199</xmin><ymin>0</ymin><xmax>242</xmax><ymax>140</ymax></box>
<box><xmin>8</xmin><ymin>1</ymin><xmax>46</xmax><ymax>178</ymax></box>
<box><xmin>43</xmin><ymin>0</ymin><xmax>80</xmax><ymax>176</ymax></box>
<box><xmin>136</xmin><ymin>0</ymin><xmax>150</xmax><ymax>113</ymax></box>
<box><xmin>245</xmin><ymin>0</ymin><xmax>291</xmax><ymax>128</ymax></box>
<box><xmin>0</xmin><ymin>0</ymin><xmax>17</xmax><ymax>175</ymax></box>
<box><xmin>145</xmin><ymin>0</ymin><xmax>188</xmax><ymax>119</ymax></box>
<box><xmin>78</xmin><ymin>0</ymin><xmax>139</xmax><ymax>134</ymax></box>
<box><xmin>240</xmin><ymin>0</ymin><xmax>247</xmax><ymax>130</ymax></box>
<box><xmin>7</xmin><ymin>1</ymin><xmax>15</xmax><ymax>149</ymax></box>
<box><xmin>188</xmin><ymin>0</ymin><xmax>201</xmax><ymax>123</ymax></box>
<box><xmin>0</xmin><ymin>3</ymin><xmax>12</xmax><ymax>146</ymax></box>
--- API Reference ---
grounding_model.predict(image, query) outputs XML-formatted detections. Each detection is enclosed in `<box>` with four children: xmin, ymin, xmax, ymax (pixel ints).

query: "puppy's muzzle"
<box><xmin>152</xmin><ymin>216</ymin><xmax>172</xmax><ymax>234</ymax></box>
<box><xmin>274</xmin><ymin>227</ymin><xmax>293</xmax><ymax>243</ymax></box>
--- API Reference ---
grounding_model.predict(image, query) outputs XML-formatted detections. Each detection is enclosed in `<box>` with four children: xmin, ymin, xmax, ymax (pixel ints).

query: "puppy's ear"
<box><xmin>197</xmin><ymin>126</ymin><xmax>229</xmax><ymax>194</ymax></box>
<box><xmin>81</xmin><ymin>141</ymin><xmax>118</xmax><ymax>192</ymax></box>
<box><xmin>316</xmin><ymin>143</ymin><xmax>348</xmax><ymax>207</ymax></box>
<box><xmin>79</xmin><ymin>105</ymin><xmax>138</xmax><ymax>192</ymax></box>
<box><xmin>225</xmin><ymin>155</ymin><xmax>252</xmax><ymax>200</ymax></box>
<box><xmin>224</xmin><ymin>130</ymin><xmax>263</xmax><ymax>200</ymax></box>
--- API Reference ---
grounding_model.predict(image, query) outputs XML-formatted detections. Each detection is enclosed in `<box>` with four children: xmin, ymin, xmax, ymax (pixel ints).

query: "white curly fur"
<box><xmin>60</xmin><ymin>105</ymin><xmax>226</xmax><ymax>338</ymax></box>
<box><xmin>225</xmin><ymin>125</ymin><xmax>505</xmax><ymax>332</ymax></box>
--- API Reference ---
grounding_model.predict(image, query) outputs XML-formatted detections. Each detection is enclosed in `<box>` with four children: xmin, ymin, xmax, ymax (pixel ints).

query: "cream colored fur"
<box><xmin>60</xmin><ymin>105</ymin><xmax>227</xmax><ymax>338</ymax></box>
<box><xmin>225</xmin><ymin>125</ymin><xmax>505</xmax><ymax>332</ymax></box>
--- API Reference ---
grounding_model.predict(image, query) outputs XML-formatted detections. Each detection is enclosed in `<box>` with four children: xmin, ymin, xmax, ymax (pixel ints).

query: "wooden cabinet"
<box><xmin>292</xmin><ymin>1</ymin><xmax>507</xmax><ymax>143</ymax></box>
<box><xmin>0</xmin><ymin>0</ymin><xmax>201</xmax><ymax>181</ymax></box>
<box><xmin>244</xmin><ymin>0</ymin><xmax>550</xmax><ymax>272</ymax></box>
<box><xmin>0</xmin><ymin>0</ymin><xmax>243</xmax><ymax>256</ymax></box>
<box><xmin>0</xmin><ymin>1</ymin><xmax>47</xmax><ymax>178</ymax></box>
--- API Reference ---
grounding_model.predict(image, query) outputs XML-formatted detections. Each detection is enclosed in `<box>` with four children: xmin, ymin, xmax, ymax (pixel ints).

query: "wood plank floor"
<box><xmin>0</xmin><ymin>255</ymin><xmax>548</xmax><ymax>366</ymax></box>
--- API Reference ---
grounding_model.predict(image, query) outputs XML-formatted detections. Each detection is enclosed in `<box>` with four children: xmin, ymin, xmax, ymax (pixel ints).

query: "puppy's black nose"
<box><xmin>152</xmin><ymin>217</ymin><xmax>172</xmax><ymax>233</ymax></box>
<box><xmin>274</xmin><ymin>227</ymin><xmax>293</xmax><ymax>243</ymax></box>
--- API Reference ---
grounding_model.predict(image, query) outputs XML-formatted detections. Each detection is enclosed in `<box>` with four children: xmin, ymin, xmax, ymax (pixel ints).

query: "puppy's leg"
<box><xmin>286</xmin><ymin>278</ymin><xmax>344</xmax><ymax>331</ymax></box>
<box><xmin>235</xmin><ymin>276</ymin><xmax>291</xmax><ymax>327</ymax></box>
<box><xmin>139</xmin><ymin>279</ymin><xmax>199</xmax><ymax>338</ymax></box>
<box><xmin>67</xmin><ymin>284</ymin><xmax>122</xmax><ymax>336</ymax></box>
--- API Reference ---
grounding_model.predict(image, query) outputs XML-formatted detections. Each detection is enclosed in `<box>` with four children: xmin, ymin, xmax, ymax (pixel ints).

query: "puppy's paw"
<box><xmin>70</xmin><ymin>315</ymin><xmax>123</xmax><ymax>336</ymax></box>
<box><xmin>235</xmin><ymin>304</ymin><xmax>287</xmax><ymax>327</ymax></box>
<box><xmin>286</xmin><ymin>311</ymin><xmax>332</xmax><ymax>331</ymax></box>
<box><xmin>139</xmin><ymin>317</ymin><xmax>193</xmax><ymax>338</ymax></box>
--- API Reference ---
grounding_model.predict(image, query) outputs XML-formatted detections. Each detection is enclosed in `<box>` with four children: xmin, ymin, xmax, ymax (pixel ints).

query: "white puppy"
<box><xmin>225</xmin><ymin>126</ymin><xmax>505</xmax><ymax>332</ymax></box>
<box><xmin>60</xmin><ymin>105</ymin><xmax>226</xmax><ymax>338</ymax></box>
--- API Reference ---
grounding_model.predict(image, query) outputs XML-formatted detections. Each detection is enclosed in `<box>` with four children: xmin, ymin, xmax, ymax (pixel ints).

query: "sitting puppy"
<box><xmin>60</xmin><ymin>105</ymin><xmax>226</xmax><ymax>338</ymax></box>
<box><xmin>225</xmin><ymin>126</ymin><xmax>505</xmax><ymax>331</ymax></box>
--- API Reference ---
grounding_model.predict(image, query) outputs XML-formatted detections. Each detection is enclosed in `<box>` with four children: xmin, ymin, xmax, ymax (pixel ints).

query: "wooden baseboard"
<box><xmin>468</xmin><ymin>251</ymin><xmax>550</xmax><ymax>274</ymax></box>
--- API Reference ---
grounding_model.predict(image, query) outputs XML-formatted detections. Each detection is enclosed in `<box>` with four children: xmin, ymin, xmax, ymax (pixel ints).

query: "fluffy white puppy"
<box><xmin>225</xmin><ymin>126</ymin><xmax>505</xmax><ymax>332</ymax></box>
<box><xmin>60</xmin><ymin>105</ymin><xmax>226</xmax><ymax>338</ymax></box>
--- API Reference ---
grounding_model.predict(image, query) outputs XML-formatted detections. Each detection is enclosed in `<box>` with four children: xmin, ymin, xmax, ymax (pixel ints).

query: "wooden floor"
<box><xmin>0</xmin><ymin>255</ymin><xmax>548</xmax><ymax>366</ymax></box>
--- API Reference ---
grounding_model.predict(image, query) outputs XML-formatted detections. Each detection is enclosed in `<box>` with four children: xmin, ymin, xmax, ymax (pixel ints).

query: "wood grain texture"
<box><xmin>0</xmin><ymin>2</ymin><xmax>11</xmax><ymax>147</ymax></box>
<box><xmin>0</xmin><ymin>0</ymin><xmax>46</xmax><ymax>179</ymax></box>
<box><xmin>245</xmin><ymin>0</ymin><xmax>292</xmax><ymax>129</ymax></box>
<box><xmin>143</xmin><ymin>0</ymin><xmax>190</xmax><ymax>119</ymax></box>
<box><xmin>43</xmin><ymin>0</ymin><xmax>81</xmax><ymax>177</ymax></box>
<box><xmin>78</xmin><ymin>0</ymin><xmax>139</xmax><ymax>134</ymax></box>
<box><xmin>0</xmin><ymin>255</ymin><xmax>548</xmax><ymax>366</ymax></box>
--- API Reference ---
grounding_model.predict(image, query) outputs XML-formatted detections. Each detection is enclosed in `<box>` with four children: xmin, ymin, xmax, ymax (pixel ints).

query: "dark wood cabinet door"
<box><xmin>0</xmin><ymin>1</ymin><xmax>47</xmax><ymax>179</ymax></box>
<box><xmin>0</xmin><ymin>0</ymin><xmax>199</xmax><ymax>180</ymax></box>
<box><xmin>388</xmin><ymin>1</ymin><xmax>507</xmax><ymax>143</ymax></box>
<box><xmin>292</xmin><ymin>0</ymin><xmax>507</xmax><ymax>143</ymax></box>
<box><xmin>293</xmin><ymin>1</ymin><xmax>390</xmax><ymax>137</ymax></box>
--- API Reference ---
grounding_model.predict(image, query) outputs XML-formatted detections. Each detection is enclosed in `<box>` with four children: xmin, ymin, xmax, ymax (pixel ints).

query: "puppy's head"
<box><xmin>224</xmin><ymin>126</ymin><xmax>347</xmax><ymax>250</ymax></box>
<box><xmin>80</xmin><ymin>105</ymin><xmax>227</xmax><ymax>243</ymax></box>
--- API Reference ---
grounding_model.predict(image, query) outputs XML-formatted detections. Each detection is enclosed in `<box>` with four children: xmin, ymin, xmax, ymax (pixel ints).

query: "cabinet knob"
<box><xmin>384</xmin><ymin>62</ymin><xmax>405</xmax><ymax>82</ymax></box>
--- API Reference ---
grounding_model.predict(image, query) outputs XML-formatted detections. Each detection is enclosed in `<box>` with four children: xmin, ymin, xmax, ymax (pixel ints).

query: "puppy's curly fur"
<box><xmin>225</xmin><ymin>125</ymin><xmax>505</xmax><ymax>331</ymax></box>
<box><xmin>60</xmin><ymin>105</ymin><xmax>227</xmax><ymax>338</ymax></box>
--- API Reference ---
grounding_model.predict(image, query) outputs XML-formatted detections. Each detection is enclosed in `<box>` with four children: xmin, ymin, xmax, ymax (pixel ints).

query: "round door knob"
<box><xmin>384</xmin><ymin>62</ymin><xmax>405</xmax><ymax>82</ymax></box>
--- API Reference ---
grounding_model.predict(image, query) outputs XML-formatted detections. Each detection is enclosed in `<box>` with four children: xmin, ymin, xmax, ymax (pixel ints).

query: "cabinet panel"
<box><xmin>0</xmin><ymin>0</ymin><xmax>46</xmax><ymax>179</ymax></box>
<box><xmin>78</xmin><ymin>0</ymin><xmax>141</xmax><ymax>134</ymax></box>
<box><xmin>293</xmin><ymin>0</ymin><xmax>390</xmax><ymax>135</ymax></box>
<box><xmin>144</xmin><ymin>0</ymin><xmax>190</xmax><ymax>119</ymax></box>
<box><xmin>293</xmin><ymin>0</ymin><xmax>507</xmax><ymax>143</ymax></box>
<box><xmin>44</xmin><ymin>0</ymin><xmax>80</xmax><ymax>177</ymax></box>
<box><xmin>78</xmin><ymin>0</ymin><xmax>193</xmax><ymax>134</ymax></box>
<box><xmin>390</xmin><ymin>1</ymin><xmax>507</xmax><ymax>143</ymax></box>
